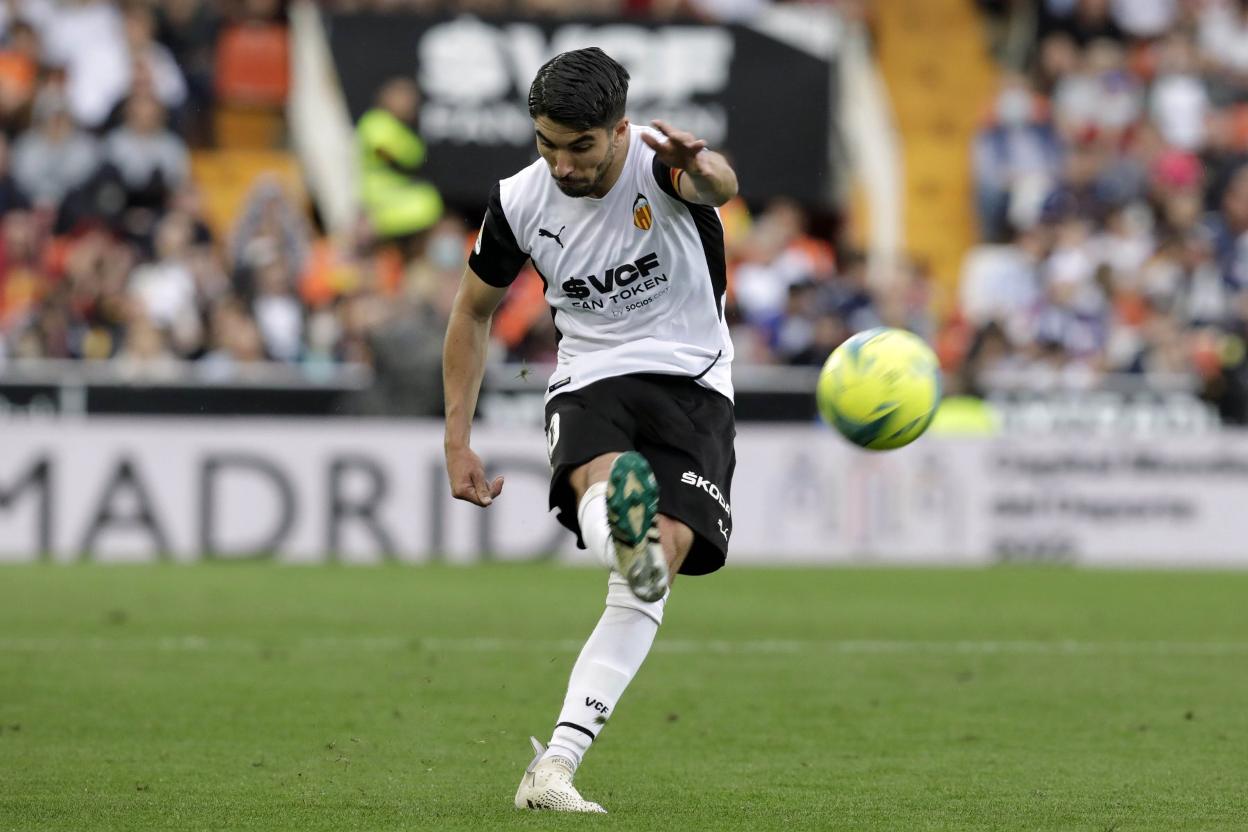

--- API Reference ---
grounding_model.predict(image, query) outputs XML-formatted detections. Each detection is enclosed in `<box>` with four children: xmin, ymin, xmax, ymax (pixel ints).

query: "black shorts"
<box><xmin>544</xmin><ymin>373</ymin><xmax>736</xmax><ymax>576</ymax></box>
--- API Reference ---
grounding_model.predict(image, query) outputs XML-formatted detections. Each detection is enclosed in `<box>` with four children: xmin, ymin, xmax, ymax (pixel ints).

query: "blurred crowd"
<box><xmin>958</xmin><ymin>0</ymin><xmax>1248</xmax><ymax>419</ymax></box>
<box><xmin>315</xmin><ymin>0</ymin><xmax>852</xmax><ymax>23</ymax></box>
<box><xmin>0</xmin><ymin>0</ymin><xmax>893</xmax><ymax>418</ymax></box>
<box><xmin>0</xmin><ymin>0</ymin><xmax>309</xmax><ymax>376</ymax></box>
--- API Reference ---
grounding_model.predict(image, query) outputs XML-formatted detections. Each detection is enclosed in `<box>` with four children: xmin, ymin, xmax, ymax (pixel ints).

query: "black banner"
<box><xmin>326</xmin><ymin>13</ymin><xmax>836</xmax><ymax>208</ymax></box>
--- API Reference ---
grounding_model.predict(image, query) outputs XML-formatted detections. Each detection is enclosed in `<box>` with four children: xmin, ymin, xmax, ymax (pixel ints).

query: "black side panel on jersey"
<box><xmin>651</xmin><ymin>157</ymin><xmax>728</xmax><ymax>319</ymax></box>
<box><xmin>687</xmin><ymin>203</ymin><xmax>727</xmax><ymax>319</ymax></box>
<box><xmin>531</xmin><ymin>262</ymin><xmax>562</xmax><ymax>345</ymax></box>
<box><xmin>468</xmin><ymin>181</ymin><xmax>528</xmax><ymax>287</ymax></box>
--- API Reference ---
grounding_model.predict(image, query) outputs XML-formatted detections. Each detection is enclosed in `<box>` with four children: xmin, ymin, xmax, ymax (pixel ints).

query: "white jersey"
<box><xmin>468</xmin><ymin>125</ymin><xmax>734</xmax><ymax>403</ymax></box>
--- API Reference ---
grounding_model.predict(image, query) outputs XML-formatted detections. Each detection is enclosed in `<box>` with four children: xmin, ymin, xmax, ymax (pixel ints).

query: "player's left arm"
<box><xmin>641</xmin><ymin>119</ymin><xmax>738</xmax><ymax>207</ymax></box>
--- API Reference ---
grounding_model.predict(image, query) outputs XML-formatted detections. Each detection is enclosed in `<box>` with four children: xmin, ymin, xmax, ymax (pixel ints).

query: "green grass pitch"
<box><xmin>2</xmin><ymin>564</ymin><xmax>1247</xmax><ymax>831</ymax></box>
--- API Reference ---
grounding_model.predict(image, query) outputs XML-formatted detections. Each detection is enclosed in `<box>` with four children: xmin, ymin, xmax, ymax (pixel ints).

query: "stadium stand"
<box><xmin>956</xmin><ymin>0</ymin><xmax>1248</xmax><ymax>422</ymax></box>
<box><xmin>0</xmin><ymin>0</ymin><xmax>886</xmax><ymax>419</ymax></box>
<box><xmin>13</xmin><ymin>0</ymin><xmax>1241</xmax><ymax>424</ymax></box>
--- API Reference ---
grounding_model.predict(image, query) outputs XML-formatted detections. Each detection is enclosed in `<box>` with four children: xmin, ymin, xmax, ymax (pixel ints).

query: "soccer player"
<box><xmin>442</xmin><ymin>47</ymin><xmax>738</xmax><ymax>813</ymax></box>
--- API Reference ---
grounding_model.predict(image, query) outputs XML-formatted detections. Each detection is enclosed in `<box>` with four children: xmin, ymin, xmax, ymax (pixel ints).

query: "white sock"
<box><xmin>543</xmin><ymin>571</ymin><xmax>667</xmax><ymax>770</ymax></box>
<box><xmin>577</xmin><ymin>481</ymin><xmax>614</xmax><ymax>570</ymax></box>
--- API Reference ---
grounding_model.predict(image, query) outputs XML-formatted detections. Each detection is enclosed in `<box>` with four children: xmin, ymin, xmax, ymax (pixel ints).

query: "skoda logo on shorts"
<box><xmin>681</xmin><ymin>470</ymin><xmax>730</xmax><ymax>516</ymax></box>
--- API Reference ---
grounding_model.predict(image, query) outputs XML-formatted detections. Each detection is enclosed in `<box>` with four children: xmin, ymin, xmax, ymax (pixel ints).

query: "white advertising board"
<box><xmin>1</xmin><ymin>419</ymin><xmax>1246</xmax><ymax>567</ymax></box>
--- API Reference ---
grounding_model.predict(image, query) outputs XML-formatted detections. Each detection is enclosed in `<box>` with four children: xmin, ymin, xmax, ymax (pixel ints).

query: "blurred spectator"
<box><xmin>114</xmin><ymin>311</ymin><xmax>179</xmax><ymax>380</ymax></box>
<box><xmin>732</xmin><ymin>198</ymin><xmax>835</xmax><ymax>327</ymax></box>
<box><xmin>129</xmin><ymin>210</ymin><xmax>196</xmax><ymax>331</ymax></box>
<box><xmin>118</xmin><ymin>1</ymin><xmax>188</xmax><ymax>122</ymax></box>
<box><xmin>959</xmin><ymin>320</ymin><xmax>1022</xmax><ymax>396</ymax></box>
<box><xmin>1042</xmin><ymin>0</ymin><xmax>1125</xmax><ymax>47</ymax></box>
<box><xmin>200</xmin><ymin>296</ymin><xmax>267</xmax><ymax>378</ymax></box>
<box><xmin>0</xmin><ymin>19</ymin><xmax>40</xmax><ymax>131</ymax></box>
<box><xmin>251</xmin><ymin>246</ymin><xmax>303</xmax><ymax>362</ymax></box>
<box><xmin>0</xmin><ymin>134</ymin><xmax>31</xmax><ymax>216</ymax></box>
<box><xmin>1148</xmin><ymin>33</ymin><xmax>1209</xmax><ymax>153</ymax></box>
<box><xmin>156</xmin><ymin>0</ymin><xmax>221</xmax><ymax>142</ymax></box>
<box><xmin>973</xmin><ymin>73</ymin><xmax>1062</xmax><ymax>241</ymax></box>
<box><xmin>230</xmin><ymin>176</ymin><xmax>310</xmax><ymax>294</ymax></box>
<box><xmin>11</xmin><ymin>88</ymin><xmax>100</xmax><ymax>207</ymax></box>
<box><xmin>357</xmin><ymin>76</ymin><xmax>444</xmax><ymax>250</ymax></box>
<box><xmin>1109</xmin><ymin>0</ymin><xmax>1176</xmax><ymax>40</ymax></box>
<box><xmin>105</xmin><ymin>93</ymin><xmax>189</xmax><ymax>207</ymax></box>
<box><xmin>1197</xmin><ymin>0</ymin><xmax>1248</xmax><ymax>99</ymax></box>
<box><xmin>0</xmin><ymin>208</ymin><xmax>42</xmax><ymax>331</ymax></box>
<box><xmin>960</xmin><ymin>225</ymin><xmax>1045</xmax><ymax>343</ymax></box>
<box><xmin>1051</xmin><ymin>39</ymin><xmax>1139</xmax><ymax>145</ymax></box>
<box><xmin>41</xmin><ymin>0</ymin><xmax>128</xmax><ymax>128</ymax></box>
<box><xmin>1208</xmin><ymin>164</ymin><xmax>1248</xmax><ymax>291</ymax></box>
<box><xmin>356</xmin><ymin>295</ymin><xmax>445</xmax><ymax>416</ymax></box>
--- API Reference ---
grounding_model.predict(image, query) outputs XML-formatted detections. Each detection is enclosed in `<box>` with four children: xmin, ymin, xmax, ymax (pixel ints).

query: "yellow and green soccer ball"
<box><xmin>816</xmin><ymin>327</ymin><xmax>942</xmax><ymax>450</ymax></box>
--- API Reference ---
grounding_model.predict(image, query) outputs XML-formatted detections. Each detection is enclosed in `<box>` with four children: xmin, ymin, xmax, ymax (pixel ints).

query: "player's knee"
<box><xmin>606</xmin><ymin>570</ymin><xmax>667</xmax><ymax>625</ymax></box>
<box><xmin>569</xmin><ymin>452</ymin><xmax>623</xmax><ymax>502</ymax></box>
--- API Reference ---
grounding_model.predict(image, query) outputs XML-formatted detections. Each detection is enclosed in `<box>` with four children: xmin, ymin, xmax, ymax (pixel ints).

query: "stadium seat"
<box><xmin>214</xmin><ymin>24</ymin><xmax>290</xmax><ymax>150</ymax></box>
<box><xmin>215</xmin><ymin>24</ymin><xmax>290</xmax><ymax>107</ymax></box>
<box><xmin>875</xmin><ymin>0</ymin><xmax>996</xmax><ymax>309</ymax></box>
<box><xmin>213</xmin><ymin>106</ymin><xmax>286</xmax><ymax>150</ymax></box>
<box><xmin>190</xmin><ymin>150</ymin><xmax>306</xmax><ymax>239</ymax></box>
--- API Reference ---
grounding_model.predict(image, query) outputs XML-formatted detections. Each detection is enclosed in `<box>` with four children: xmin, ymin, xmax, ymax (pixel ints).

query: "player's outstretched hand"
<box><xmin>446</xmin><ymin>445</ymin><xmax>504</xmax><ymax>507</ymax></box>
<box><xmin>641</xmin><ymin>119</ymin><xmax>708</xmax><ymax>172</ymax></box>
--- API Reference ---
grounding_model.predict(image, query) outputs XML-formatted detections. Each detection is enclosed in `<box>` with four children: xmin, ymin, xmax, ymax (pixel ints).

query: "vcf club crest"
<box><xmin>632</xmin><ymin>193</ymin><xmax>653</xmax><ymax>231</ymax></box>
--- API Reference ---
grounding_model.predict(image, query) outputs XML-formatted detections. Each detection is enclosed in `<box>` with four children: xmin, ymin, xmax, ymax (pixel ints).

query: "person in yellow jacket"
<box><xmin>357</xmin><ymin>77</ymin><xmax>443</xmax><ymax>247</ymax></box>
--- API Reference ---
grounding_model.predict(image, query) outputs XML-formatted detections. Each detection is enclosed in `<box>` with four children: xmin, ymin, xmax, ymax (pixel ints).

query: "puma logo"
<box><xmin>538</xmin><ymin>225</ymin><xmax>566</xmax><ymax>249</ymax></box>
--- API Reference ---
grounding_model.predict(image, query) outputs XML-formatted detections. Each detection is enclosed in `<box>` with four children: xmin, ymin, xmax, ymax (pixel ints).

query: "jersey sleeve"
<box><xmin>468</xmin><ymin>181</ymin><xmax>528</xmax><ymax>287</ymax></box>
<box><xmin>651</xmin><ymin>155</ymin><xmax>690</xmax><ymax>204</ymax></box>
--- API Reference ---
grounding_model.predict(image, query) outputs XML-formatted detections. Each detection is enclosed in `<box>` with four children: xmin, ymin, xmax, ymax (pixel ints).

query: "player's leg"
<box><xmin>526</xmin><ymin>453</ymin><xmax>668</xmax><ymax>777</ymax></box>
<box><xmin>564</xmin><ymin>452</ymin><xmax>619</xmax><ymax>571</ymax></box>
<box><xmin>534</xmin><ymin>512</ymin><xmax>690</xmax><ymax>777</ymax></box>
<box><xmin>519</xmin><ymin>377</ymin><xmax>731</xmax><ymax>812</ymax></box>
<box><xmin>520</xmin><ymin>381</ymin><xmax>663</xmax><ymax>812</ymax></box>
<box><xmin>572</xmin><ymin>451</ymin><xmax>669</xmax><ymax>601</ymax></box>
<box><xmin>518</xmin><ymin>561</ymin><xmax>666</xmax><ymax>812</ymax></box>
<box><xmin>656</xmin><ymin>514</ymin><xmax>694</xmax><ymax>578</ymax></box>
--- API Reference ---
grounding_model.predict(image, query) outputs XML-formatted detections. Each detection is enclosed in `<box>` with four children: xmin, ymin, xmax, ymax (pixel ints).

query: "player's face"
<box><xmin>534</xmin><ymin>117</ymin><xmax>626</xmax><ymax>198</ymax></box>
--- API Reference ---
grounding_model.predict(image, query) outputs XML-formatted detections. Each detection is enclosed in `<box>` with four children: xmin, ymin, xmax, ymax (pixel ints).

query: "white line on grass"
<box><xmin>2</xmin><ymin>636</ymin><xmax>1248</xmax><ymax>656</ymax></box>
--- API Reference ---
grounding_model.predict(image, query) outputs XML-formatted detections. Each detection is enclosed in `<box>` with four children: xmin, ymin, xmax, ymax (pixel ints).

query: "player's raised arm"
<box><xmin>443</xmin><ymin>265</ymin><xmax>508</xmax><ymax>506</ymax></box>
<box><xmin>640</xmin><ymin>119</ymin><xmax>738</xmax><ymax>206</ymax></box>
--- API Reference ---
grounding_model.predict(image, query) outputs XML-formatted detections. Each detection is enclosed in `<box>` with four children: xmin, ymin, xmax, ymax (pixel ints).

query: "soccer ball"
<box><xmin>816</xmin><ymin>327</ymin><xmax>942</xmax><ymax>450</ymax></box>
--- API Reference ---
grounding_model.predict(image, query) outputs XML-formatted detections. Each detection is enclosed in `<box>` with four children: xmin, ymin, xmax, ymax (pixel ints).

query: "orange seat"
<box><xmin>189</xmin><ymin>150</ymin><xmax>306</xmax><ymax>238</ymax></box>
<box><xmin>215</xmin><ymin>24</ymin><xmax>290</xmax><ymax>107</ymax></box>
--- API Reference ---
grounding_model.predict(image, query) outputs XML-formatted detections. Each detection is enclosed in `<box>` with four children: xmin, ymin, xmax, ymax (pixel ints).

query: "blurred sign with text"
<box><xmin>326</xmin><ymin>13</ymin><xmax>837</xmax><ymax>206</ymax></box>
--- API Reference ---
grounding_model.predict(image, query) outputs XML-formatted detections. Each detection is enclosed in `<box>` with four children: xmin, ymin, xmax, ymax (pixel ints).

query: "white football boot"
<box><xmin>514</xmin><ymin>737</ymin><xmax>606</xmax><ymax>813</ymax></box>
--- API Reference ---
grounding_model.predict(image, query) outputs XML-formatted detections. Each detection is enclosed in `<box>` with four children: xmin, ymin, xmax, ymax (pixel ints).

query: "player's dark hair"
<box><xmin>527</xmin><ymin>47</ymin><xmax>629</xmax><ymax>131</ymax></box>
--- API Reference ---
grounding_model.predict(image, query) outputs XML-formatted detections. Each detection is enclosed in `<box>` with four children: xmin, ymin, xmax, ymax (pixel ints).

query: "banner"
<box><xmin>3</xmin><ymin>419</ymin><xmax>1248</xmax><ymax>566</ymax></box>
<box><xmin>326</xmin><ymin>13</ymin><xmax>836</xmax><ymax>206</ymax></box>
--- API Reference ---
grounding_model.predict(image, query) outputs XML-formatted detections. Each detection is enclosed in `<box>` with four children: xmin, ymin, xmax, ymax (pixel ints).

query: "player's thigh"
<box><xmin>567</xmin><ymin>453</ymin><xmax>621</xmax><ymax>503</ymax></box>
<box><xmin>544</xmin><ymin>381</ymin><xmax>637</xmax><ymax>533</ymax></box>
<box><xmin>636</xmin><ymin>382</ymin><xmax>736</xmax><ymax>576</ymax></box>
